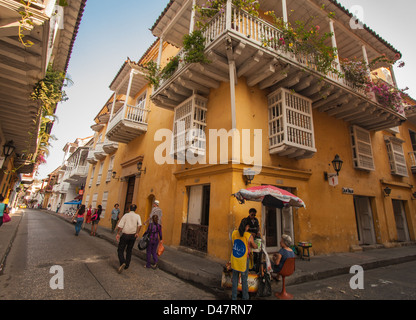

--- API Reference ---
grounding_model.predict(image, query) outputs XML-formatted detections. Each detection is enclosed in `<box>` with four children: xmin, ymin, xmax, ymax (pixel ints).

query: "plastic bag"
<box><xmin>157</xmin><ymin>240</ymin><xmax>165</xmax><ymax>256</ymax></box>
<box><xmin>3</xmin><ymin>213</ymin><xmax>11</xmax><ymax>223</ymax></box>
<box><xmin>263</xmin><ymin>249</ymin><xmax>272</xmax><ymax>273</ymax></box>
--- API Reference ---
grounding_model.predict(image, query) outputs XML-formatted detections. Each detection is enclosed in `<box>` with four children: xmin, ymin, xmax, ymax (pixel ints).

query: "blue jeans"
<box><xmin>75</xmin><ymin>217</ymin><xmax>84</xmax><ymax>235</ymax></box>
<box><xmin>232</xmin><ymin>259</ymin><xmax>249</xmax><ymax>300</ymax></box>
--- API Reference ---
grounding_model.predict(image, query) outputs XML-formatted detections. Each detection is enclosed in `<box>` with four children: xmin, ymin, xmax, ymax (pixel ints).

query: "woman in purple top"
<box><xmin>144</xmin><ymin>214</ymin><xmax>162</xmax><ymax>269</ymax></box>
<box><xmin>272</xmin><ymin>234</ymin><xmax>296</xmax><ymax>279</ymax></box>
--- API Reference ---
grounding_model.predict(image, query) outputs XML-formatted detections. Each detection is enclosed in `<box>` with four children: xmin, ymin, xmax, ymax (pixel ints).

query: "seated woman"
<box><xmin>271</xmin><ymin>234</ymin><xmax>296</xmax><ymax>280</ymax></box>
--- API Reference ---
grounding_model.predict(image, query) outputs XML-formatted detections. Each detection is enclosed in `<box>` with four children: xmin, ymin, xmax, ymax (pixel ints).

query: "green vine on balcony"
<box><xmin>30</xmin><ymin>64</ymin><xmax>71</xmax><ymax>167</ymax></box>
<box><xmin>261</xmin><ymin>11</ymin><xmax>339</xmax><ymax>76</ymax></box>
<box><xmin>145</xmin><ymin>30</ymin><xmax>210</xmax><ymax>89</ymax></box>
<box><xmin>340</xmin><ymin>54</ymin><xmax>408</xmax><ymax>115</ymax></box>
<box><xmin>17</xmin><ymin>0</ymin><xmax>69</xmax><ymax>47</ymax></box>
<box><xmin>195</xmin><ymin>0</ymin><xmax>260</xmax><ymax>28</ymax></box>
<box><xmin>183</xmin><ymin>30</ymin><xmax>210</xmax><ymax>64</ymax></box>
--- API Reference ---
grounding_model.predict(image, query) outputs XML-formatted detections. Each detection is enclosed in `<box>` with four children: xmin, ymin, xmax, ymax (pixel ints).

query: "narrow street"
<box><xmin>288</xmin><ymin>260</ymin><xmax>416</xmax><ymax>300</ymax></box>
<box><xmin>0</xmin><ymin>209</ymin><xmax>217</xmax><ymax>300</ymax></box>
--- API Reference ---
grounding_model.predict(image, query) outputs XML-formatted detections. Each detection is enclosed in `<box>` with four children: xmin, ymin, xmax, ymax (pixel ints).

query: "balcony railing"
<box><xmin>106</xmin><ymin>101</ymin><xmax>149</xmax><ymax>143</ymax></box>
<box><xmin>152</xmin><ymin>4</ymin><xmax>405</xmax><ymax>132</ymax></box>
<box><xmin>64</xmin><ymin>165</ymin><xmax>88</xmax><ymax>183</ymax></box>
<box><xmin>56</xmin><ymin>182</ymin><xmax>70</xmax><ymax>193</ymax></box>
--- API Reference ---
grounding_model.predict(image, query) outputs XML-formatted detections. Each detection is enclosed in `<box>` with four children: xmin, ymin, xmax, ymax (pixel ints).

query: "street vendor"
<box><xmin>243</xmin><ymin>208</ymin><xmax>261</xmax><ymax>273</ymax></box>
<box><xmin>246</xmin><ymin>208</ymin><xmax>260</xmax><ymax>238</ymax></box>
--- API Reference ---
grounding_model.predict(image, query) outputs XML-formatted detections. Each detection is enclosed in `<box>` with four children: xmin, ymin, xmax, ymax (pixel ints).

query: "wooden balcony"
<box><xmin>63</xmin><ymin>165</ymin><xmax>88</xmax><ymax>183</ymax></box>
<box><xmin>103</xmin><ymin>140</ymin><xmax>119</xmax><ymax>154</ymax></box>
<box><xmin>151</xmin><ymin>3</ymin><xmax>406</xmax><ymax>132</ymax></box>
<box><xmin>86</xmin><ymin>150</ymin><xmax>98</xmax><ymax>164</ymax></box>
<box><xmin>94</xmin><ymin>142</ymin><xmax>107</xmax><ymax>160</ymax></box>
<box><xmin>105</xmin><ymin>102</ymin><xmax>149</xmax><ymax>144</ymax></box>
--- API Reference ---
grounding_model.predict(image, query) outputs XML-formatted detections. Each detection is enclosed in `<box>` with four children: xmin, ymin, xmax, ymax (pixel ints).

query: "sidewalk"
<box><xmin>2</xmin><ymin>209</ymin><xmax>416</xmax><ymax>299</ymax></box>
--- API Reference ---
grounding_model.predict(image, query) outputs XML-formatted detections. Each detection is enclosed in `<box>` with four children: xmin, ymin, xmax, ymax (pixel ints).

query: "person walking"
<box><xmin>111</xmin><ymin>203</ymin><xmax>121</xmax><ymax>233</ymax></box>
<box><xmin>0</xmin><ymin>195</ymin><xmax>9</xmax><ymax>228</ymax></box>
<box><xmin>90</xmin><ymin>205</ymin><xmax>102</xmax><ymax>236</ymax></box>
<box><xmin>230</xmin><ymin>218</ymin><xmax>258</xmax><ymax>300</ymax></box>
<box><xmin>73</xmin><ymin>204</ymin><xmax>86</xmax><ymax>236</ymax></box>
<box><xmin>85</xmin><ymin>205</ymin><xmax>93</xmax><ymax>224</ymax></box>
<box><xmin>144</xmin><ymin>214</ymin><xmax>162</xmax><ymax>269</ymax></box>
<box><xmin>116</xmin><ymin>204</ymin><xmax>142</xmax><ymax>273</ymax></box>
<box><xmin>145</xmin><ymin>200</ymin><xmax>162</xmax><ymax>225</ymax></box>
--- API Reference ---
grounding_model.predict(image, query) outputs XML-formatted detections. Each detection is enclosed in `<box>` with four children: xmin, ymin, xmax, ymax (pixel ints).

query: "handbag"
<box><xmin>138</xmin><ymin>233</ymin><xmax>149</xmax><ymax>250</ymax></box>
<box><xmin>157</xmin><ymin>240</ymin><xmax>165</xmax><ymax>256</ymax></box>
<box><xmin>3</xmin><ymin>213</ymin><xmax>11</xmax><ymax>223</ymax></box>
<box><xmin>256</xmin><ymin>272</ymin><xmax>272</xmax><ymax>297</ymax></box>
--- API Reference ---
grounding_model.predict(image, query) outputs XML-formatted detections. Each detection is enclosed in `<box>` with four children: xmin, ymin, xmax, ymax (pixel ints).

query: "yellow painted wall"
<box><xmin>83</xmin><ymin>40</ymin><xmax>416</xmax><ymax>263</ymax></box>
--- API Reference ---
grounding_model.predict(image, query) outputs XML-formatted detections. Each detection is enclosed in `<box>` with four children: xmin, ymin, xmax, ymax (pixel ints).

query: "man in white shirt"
<box><xmin>116</xmin><ymin>204</ymin><xmax>142</xmax><ymax>273</ymax></box>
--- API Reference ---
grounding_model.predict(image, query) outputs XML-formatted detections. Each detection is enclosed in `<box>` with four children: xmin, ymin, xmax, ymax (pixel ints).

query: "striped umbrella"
<box><xmin>233</xmin><ymin>185</ymin><xmax>306</xmax><ymax>208</ymax></box>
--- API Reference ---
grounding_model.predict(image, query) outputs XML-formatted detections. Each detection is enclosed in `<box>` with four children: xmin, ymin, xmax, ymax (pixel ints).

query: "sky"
<box><xmin>36</xmin><ymin>0</ymin><xmax>416</xmax><ymax>179</ymax></box>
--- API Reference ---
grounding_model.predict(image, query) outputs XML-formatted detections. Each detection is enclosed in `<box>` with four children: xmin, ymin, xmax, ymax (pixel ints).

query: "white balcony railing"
<box><xmin>107</xmin><ymin>100</ymin><xmax>149</xmax><ymax>134</ymax></box>
<box><xmin>157</xmin><ymin>4</ymin><xmax>371</xmax><ymax>101</ymax></box>
<box><xmin>57</xmin><ymin>182</ymin><xmax>70</xmax><ymax>193</ymax></box>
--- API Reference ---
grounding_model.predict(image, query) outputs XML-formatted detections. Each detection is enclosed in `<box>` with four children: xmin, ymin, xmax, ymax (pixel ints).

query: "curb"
<box><xmin>0</xmin><ymin>211</ymin><xmax>24</xmax><ymax>275</ymax></box>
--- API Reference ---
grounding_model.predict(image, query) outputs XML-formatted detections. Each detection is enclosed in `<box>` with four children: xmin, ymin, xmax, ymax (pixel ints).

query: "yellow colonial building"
<box><xmin>82</xmin><ymin>0</ymin><xmax>416</xmax><ymax>262</ymax></box>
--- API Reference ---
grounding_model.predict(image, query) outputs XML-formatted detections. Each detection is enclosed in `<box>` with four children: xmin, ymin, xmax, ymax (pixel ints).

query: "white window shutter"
<box><xmin>385</xmin><ymin>137</ymin><xmax>408</xmax><ymax>177</ymax></box>
<box><xmin>350</xmin><ymin>125</ymin><xmax>375</xmax><ymax>171</ymax></box>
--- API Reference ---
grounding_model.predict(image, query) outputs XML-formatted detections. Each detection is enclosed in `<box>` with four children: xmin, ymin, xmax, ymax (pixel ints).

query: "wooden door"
<box><xmin>354</xmin><ymin>196</ymin><xmax>376</xmax><ymax>245</ymax></box>
<box><xmin>124</xmin><ymin>176</ymin><xmax>135</xmax><ymax>213</ymax></box>
<box><xmin>392</xmin><ymin>200</ymin><xmax>410</xmax><ymax>242</ymax></box>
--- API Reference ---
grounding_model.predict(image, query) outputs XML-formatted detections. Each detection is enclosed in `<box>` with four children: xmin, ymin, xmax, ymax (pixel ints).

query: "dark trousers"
<box><xmin>111</xmin><ymin>219</ymin><xmax>118</xmax><ymax>232</ymax></box>
<box><xmin>117</xmin><ymin>234</ymin><xmax>136</xmax><ymax>267</ymax></box>
<box><xmin>146</xmin><ymin>240</ymin><xmax>159</xmax><ymax>267</ymax></box>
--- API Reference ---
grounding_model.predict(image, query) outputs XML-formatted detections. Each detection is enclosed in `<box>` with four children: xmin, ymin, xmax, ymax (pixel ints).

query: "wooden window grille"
<box><xmin>268</xmin><ymin>88</ymin><xmax>316</xmax><ymax>159</ymax></box>
<box><xmin>172</xmin><ymin>94</ymin><xmax>208</xmax><ymax>159</ymax></box>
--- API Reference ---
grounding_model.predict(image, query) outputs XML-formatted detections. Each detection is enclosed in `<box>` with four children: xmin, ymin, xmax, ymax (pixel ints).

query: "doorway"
<box><xmin>180</xmin><ymin>184</ymin><xmax>210</xmax><ymax>252</ymax></box>
<box><xmin>263</xmin><ymin>205</ymin><xmax>294</xmax><ymax>252</ymax></box>
<box><xmin>392</xmin><ymin>200</ymin><xmax>410</xmax><ymax>242</ymax></box>
<box><xmin>354</xmin><ymin>196</ymin><xmax>376</xmax><ymax>245</ymax></box>
<box><xmin>123</xmin><ymin>176</ymin><xmax>135</xmax><ymax>213</ymax></box>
